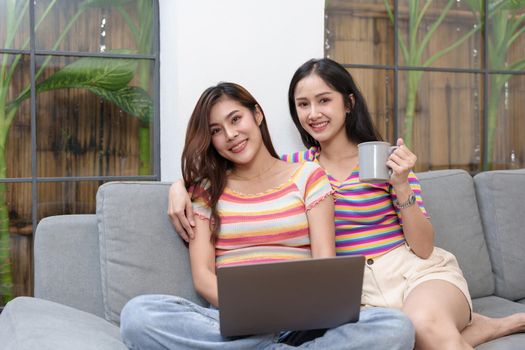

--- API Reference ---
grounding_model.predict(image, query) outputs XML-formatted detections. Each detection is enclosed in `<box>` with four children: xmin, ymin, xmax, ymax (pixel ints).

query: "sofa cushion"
<box><xmin>474</xmin><ymin>169</ymin><xmax>525</xmax><ymax>301</ymax></box>
<box><xmin>476</xmin><ymin>334</ymin><xmax>525</xmax><ymax>350</ymax></box>
<box><xmin>0</xmin><ymin>297</ymin><xmax>127</xmax><ymax>350</ymax></box>
<box><xmin>97</xmin><ymin>182</ymin><xmax>205</xmax><ymax>325</ymax></box>
<box><xmin>473</xmin><ymin>295</ymin><xmax>525</xmax><ymax>318</ymax></box>
<box><xmin>473</xmin><ymin>296</ymin><xmax>525</xmax><ymax>350</ymax></box>
<box><xmin>417</xmin><ymin>170</ymin><xmax>494</xmax><ymax>298</ymax></box>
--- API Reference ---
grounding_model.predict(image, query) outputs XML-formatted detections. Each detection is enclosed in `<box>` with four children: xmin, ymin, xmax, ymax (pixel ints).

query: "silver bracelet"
<box><xmin>394</xmin><ymin>192</ymin><xmax>416</xmax><ymax>209</ymax></box>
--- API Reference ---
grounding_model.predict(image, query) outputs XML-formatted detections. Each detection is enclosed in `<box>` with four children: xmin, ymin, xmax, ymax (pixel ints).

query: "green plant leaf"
<box><xmin>416</xmin><ymin>0</ymin><xmax>455</xmax><ymax>65</ymax></box>
<box><xmin>499</xmin><ymin>0</ymin><xmax>525</xmax><ymax>11</ymax></box>
<box><xmin>464</xmin><ymin>0</ymin><xmax>483</xmax><ymax>13</ymax></box>
<box><xmin>383</xmin><ymin>0</ymin><xmax>409</xmax><ymax>63</ymax></box>
<box><xmin>509</xmin><ymin>57</ymin><xmax>525</xmax><ymax>71</ymax></box>
<box><xmin>88</xmin><ymin>86</ymin><xmax>153</xmax><ymax>122</ymax></box>
<box><xmin>39</xmin><ymin>56</ymin><xmax>137</xmax><ymax>92</ymax></box>
<box><xmin>80</xmin><ymin>0</ymin><xmax>135</xmax><ymax>10</ymax></box>
<box><xmin>11</xmin><ymin>56</ymin><xmax>137</xmax><ymax>106</ymax></box>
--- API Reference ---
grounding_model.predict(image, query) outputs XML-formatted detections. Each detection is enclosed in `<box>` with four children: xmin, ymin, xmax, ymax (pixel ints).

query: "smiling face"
<box><xmin>208</xmin><ymin>97</ymin><xmax>264</xmax><ymax>166</ymax></box>
<box><xmin>293</xmin><ymin>73</ymin><xmax>350</xmax><ymax>146</ymax></box>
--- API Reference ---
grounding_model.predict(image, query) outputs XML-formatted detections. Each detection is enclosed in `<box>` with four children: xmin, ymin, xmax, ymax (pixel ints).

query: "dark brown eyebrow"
<box><xmin>226</xmin><ymin>109</ymin><xmax>240</xmax><ymax>118</ymax></box>
<box><xmin>295</xmin><ymin>91</ymin><xmax>333</xmax><ymax>101</ymax></box>
<box><xmin>209</xmin><ymin>109</ymin><xmax>240</xmax><ymax>127</ymax></box>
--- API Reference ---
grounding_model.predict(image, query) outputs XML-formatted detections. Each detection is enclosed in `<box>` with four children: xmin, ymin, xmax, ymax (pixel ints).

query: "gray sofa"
<box><xmin>0</xmin><ymin>169</ymin><xmax>524</xmax><ymax>349</ymax></box>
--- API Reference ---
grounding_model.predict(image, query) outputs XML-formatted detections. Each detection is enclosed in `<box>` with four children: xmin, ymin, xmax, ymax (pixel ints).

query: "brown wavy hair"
<box><xmin>181</xmin><ymin>82</ymin><xmax>279</xmax><ymax>240</ymax></box>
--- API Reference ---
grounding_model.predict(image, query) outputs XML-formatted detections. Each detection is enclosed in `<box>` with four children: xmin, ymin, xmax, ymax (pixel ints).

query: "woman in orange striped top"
<box><xmin>184</xmin><ymin>84</ymin><xmax>336</xmax><ymax>306</ymax></box>
<box><xmin>120</xmin><ymin>82</ymin><xmax>415</xmax><ymax>350</ymax></box>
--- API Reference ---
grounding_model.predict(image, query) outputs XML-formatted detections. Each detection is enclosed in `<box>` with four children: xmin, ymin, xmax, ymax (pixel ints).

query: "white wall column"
<box><xmin>159</xmin><ymin>0</ymin><xmax>325</xmax><ymax>181</ymax></box>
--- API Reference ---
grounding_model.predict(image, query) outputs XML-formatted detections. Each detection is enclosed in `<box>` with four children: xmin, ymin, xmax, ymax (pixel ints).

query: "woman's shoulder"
<box><xmin>280</xmin><ymin>147</ymin><xmax>320</xmax><ymax>163</ymax></box>
<box><xmin>274</xmin><ymin>159</ymin><xmax>304</xmax><ymax>179</ymax></box>
<box><xmin>270</xmin><ymin>161</ymin><xmax>320</xmax><ymax>185</ymax></box>
<box><xmin>289</xmin><ymin>161</ymin><xmax>326</xmax><ymax>184</ymax></box>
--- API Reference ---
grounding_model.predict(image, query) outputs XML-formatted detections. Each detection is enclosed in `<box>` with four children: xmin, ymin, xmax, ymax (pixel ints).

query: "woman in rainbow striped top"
<box><xmin>121</xmin><ymin>82</ymin><xmax>415</xmax><ymax>349</ymax></box>
<box><xmin>168</xmin><ymin>60</ymin><xmax>525</xmax><ymax>349</ymax></box>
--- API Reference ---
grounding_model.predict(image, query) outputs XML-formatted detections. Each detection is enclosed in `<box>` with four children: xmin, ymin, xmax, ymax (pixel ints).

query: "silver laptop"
<box><xmin>217</xmin><ymin>255</ymin><xmax>365</xmax><ymax>337</ymax></box>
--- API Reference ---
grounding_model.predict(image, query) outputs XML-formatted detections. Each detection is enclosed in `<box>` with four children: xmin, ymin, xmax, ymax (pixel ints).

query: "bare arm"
<box><xmin>392</xmin><ymin>182</ymin><xmax>434</xmax><ymax>258</ymax></box>
<box><xmin>387</xmin><ymin>138</ymin><xmax>434</xmax><ymax>259</ymax></box>
<box><xmin>168</xmin><ymin>179</ymin><xmax>196</xmax><ymax>242</ymax></box>
<box><xmin>307</xmin><ymin>195</ymin><xmax>336</xmax><ymax>258</ymax></box>
<box><xmin>188</xmin><ymin>217</ymin><xmax>218</xmax><ymax>307</ymax></box>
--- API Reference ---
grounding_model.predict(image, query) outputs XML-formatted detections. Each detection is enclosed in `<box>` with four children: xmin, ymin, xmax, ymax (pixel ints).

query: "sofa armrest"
<box><xmin>34</xmin><ymin>214</ymin><xmax>105</xmax><ymax>319</ymax></box>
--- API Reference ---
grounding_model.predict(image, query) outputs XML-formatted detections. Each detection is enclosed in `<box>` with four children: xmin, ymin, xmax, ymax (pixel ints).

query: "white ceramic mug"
<box><xmin>358</xmin><ymin>141</ymin><xmax>398</xmax><ymax>183</ymax></box>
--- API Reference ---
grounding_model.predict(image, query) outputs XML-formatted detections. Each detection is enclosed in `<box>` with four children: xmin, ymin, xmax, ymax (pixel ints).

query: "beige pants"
<box><xmin>362</xmin><ymin>244</ymin><xmax>472</xmax><ymax>317</ymax></box>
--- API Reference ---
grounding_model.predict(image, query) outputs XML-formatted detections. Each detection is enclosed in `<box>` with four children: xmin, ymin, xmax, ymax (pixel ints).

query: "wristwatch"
<box><xmin>394</xmin><ymin>192</ymin><xmax>416</xmax><ymax>209</ymax></box>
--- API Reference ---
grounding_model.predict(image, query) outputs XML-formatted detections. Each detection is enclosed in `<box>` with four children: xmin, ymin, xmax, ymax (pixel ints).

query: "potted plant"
<box><xmin>0</xmin><ymin>0</ymin><xmax>153</xmax><ymax>303</ymax></box>
<box><xmin>384</xmin><ymin>0</ymin><xmax>525</xmax><ymax>168</ymax></box>
<box><xmin>383</xmin><ymin>0</ymin><xmax>480</xmax><ymax>149</ymax></box>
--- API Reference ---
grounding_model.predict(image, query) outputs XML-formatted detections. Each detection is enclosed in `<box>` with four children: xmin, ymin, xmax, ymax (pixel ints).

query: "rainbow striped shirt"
<box><xmin>281</xmin><ymin>147</ymin><xmax>428</xmax><ymax>258</ymax></box>
<box><xmin>192</xmin><ymin>162</ymin><xmax>334</xmax><ymax>268</ymax></box>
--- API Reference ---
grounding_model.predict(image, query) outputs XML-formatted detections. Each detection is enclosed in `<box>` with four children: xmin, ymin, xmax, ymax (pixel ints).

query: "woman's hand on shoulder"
<box><xmin>168</xmin><ymin>179</ymin><xmax>195</xmax><ymax>242</ymax></box>
<box><xmin>387</xmin><ymin>138</ymin><xmax>417</xmax><ymax>188</ymax></box>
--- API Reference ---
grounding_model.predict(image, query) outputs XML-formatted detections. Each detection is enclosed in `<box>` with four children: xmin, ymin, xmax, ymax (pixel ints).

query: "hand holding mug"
<box><xmin>386</xmin><ymin>138</ymin><xmax>417</xmax><ymax>187</ymax></box>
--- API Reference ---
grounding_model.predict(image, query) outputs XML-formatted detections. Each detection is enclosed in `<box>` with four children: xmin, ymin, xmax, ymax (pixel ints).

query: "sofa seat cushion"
<box><xmin>476</xmin><ymin>334</ymin><xmax>525</xmax><ymax>350</ymax></box>
<box><xmin>417</xmin><ymin>170</ymin><xmax>494</xmax><ymax>298</ymax></box>
<box><xmin>474</xmin><ymin>169</ymin><xmax>525</xmax><ymax>301</ymax></box>
<box><xmin>474</xmin><ymin>296</ymin><xmax>525</xmax><ymax>350</ymax></box>
<box><xmin>472</xmin><ymin>296</ymin><xmax>525</xmax><ymax>350</ymax></box>
<box><xmin>473</xmin><ymin>295</ymin><xmax>525</xmax><ymax>317</ymax></box>
<box><xmin>0</xmin><ymin>297</ymin><xmax>127</xmax><ymax>350</ymax></box>
<box><xmin>97</xmin><ymin>182</ymin><xmax>205</xmax><ymax>325</ymax></box>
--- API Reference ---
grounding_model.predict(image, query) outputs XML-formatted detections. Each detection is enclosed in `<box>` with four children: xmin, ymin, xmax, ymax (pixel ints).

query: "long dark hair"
<box><xmin>288</xmin><ymin>58</ymin><xmax>382</xmax><ymax>148</ymax></box>
<box><xmin>182</xmin><ymin>82</ymin><xmax>278</xmax><ymax>240</ymax></box>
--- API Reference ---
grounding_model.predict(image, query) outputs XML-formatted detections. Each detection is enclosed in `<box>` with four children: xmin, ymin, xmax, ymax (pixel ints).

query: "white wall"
<box><xmin>159</xmin><ymin>0</ymin><xmax>325</xmax><ymax>181</ymax></box>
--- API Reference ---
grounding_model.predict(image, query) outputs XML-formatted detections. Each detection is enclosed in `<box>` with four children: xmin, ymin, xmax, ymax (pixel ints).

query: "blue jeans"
<box><xmin>120</xmin><ymin>295</ymin><xmax>414</xmax><ymax>350</ymax></box>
